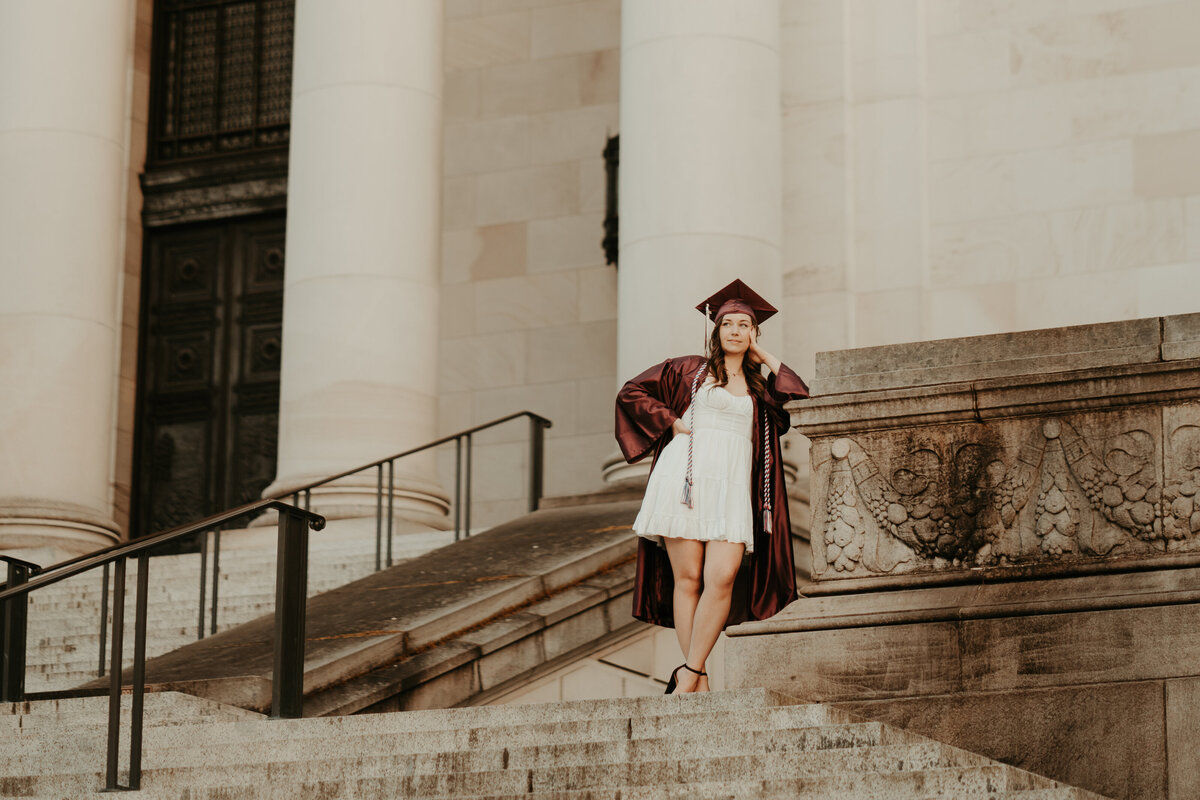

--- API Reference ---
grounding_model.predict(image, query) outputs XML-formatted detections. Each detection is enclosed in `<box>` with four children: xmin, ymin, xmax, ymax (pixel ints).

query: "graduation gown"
<box><xmin>615</xmin><ymin>354</ymin><xmax>811</xmax><ymax>628</ymax></box>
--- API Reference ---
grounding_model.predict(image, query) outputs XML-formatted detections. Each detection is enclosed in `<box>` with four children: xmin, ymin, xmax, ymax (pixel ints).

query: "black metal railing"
<box><xmin>181</xmin><ymin>410</ymin><xmax>550</xmax><ymax>643</ymax></box>
<box><xmin>0</xmin><ymin>500</ymin><xmax>324</xmax><ymax>792</ymax></box>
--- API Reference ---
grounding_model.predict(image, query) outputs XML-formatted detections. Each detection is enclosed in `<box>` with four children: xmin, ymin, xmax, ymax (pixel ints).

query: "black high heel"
<box><xmin>664</xmin><ymin>663</ymin><xmax>707</xmax><ymax>695</ymax></box>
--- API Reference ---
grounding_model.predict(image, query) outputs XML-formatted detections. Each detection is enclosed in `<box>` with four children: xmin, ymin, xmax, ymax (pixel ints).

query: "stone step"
<box><xmin>17</xmin><ymin>741</ymin><xmax>979</xmax><ymax>797</ymax></box>
<box><xmin>6</xmin><ymin>718</ymin><xmax>896</xmax><ymax>770</ymax></box>
<box><xmin>458</xmin><ymin>784</ymin><xmax>1104</xmax><ymax>800</ymax></box>
<box><xmin>51</xmin><ymin>782</ymin><xmax>1106</xmax><ymax>800</ymax></box>
<box><xmin>49</xmin><ymin>764</ymin><xmax>1047</xmax><ymax>800</ymax></box>
<box><xmin>2</xmin><ymin>693</ymin><xmax>262</xmax><ymax>724</ymax></box>
<box><xmin>3</xmin><ymin>690</ymin><xmax>802</xmax><ymax>735</ymax></box>
<box><xmin>0</xmin><ymin>691</ymin><xmax>1108</xmax><ymax>800</ymax></box>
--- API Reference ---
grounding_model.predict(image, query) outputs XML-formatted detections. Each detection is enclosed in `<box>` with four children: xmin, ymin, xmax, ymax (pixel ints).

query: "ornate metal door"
<box><xmin>135</xmin><ymin>216</ymin><xmax>284</xmax><ymax>538</ymax></box>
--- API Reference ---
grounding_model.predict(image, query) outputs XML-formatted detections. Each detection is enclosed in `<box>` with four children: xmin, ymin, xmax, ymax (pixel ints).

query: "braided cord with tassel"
<box><xmin>761</xmin><ymin>405</ymin><xmax>773</xmax><ymax>534</ymax></box>
<box><xmin>680</xmin><ymin>364</ymin><xmax>707</xmax><ymax>508</ymax></box>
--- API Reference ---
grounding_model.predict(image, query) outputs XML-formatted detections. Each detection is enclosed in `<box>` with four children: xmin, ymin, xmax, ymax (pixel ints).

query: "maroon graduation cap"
<box><xmin>695</xmin><ymin>279</ymin><xmax>778</xmax><ymax>325</ymax></box>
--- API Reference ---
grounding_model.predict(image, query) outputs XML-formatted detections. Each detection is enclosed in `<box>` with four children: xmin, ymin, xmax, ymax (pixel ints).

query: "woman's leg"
<box><xmin>663</xmin><ymin>537</ymin><xmax>704</xmax><ymax>665</ymax></box>
<box><xmin>676</xmin><ymin>540</ymin><xmax>744</xmax><ymax>693</ymax></box>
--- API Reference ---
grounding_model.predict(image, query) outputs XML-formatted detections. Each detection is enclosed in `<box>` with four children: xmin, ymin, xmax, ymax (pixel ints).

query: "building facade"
<box><xmin>2</xmin><ymin>0</ymin><xmax>1199</xmax><ymax>562</ymax></box>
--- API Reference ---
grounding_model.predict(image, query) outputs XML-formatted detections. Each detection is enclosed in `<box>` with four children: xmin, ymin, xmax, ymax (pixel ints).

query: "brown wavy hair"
<box><xmin>705</xmin><ymin>317</ymin><xmax>767</xmax><ymax>399</ymax></box>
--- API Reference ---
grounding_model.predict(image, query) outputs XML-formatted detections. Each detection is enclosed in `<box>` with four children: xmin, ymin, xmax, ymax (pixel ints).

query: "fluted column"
<box><xmin>604</xmin><ymin>0</ymin><xmax>784</xmax><ymax>483</ymax></box>
<box><xmin>265</xmin><ymin>0</ymin><xmax>448</xmax><ymax>524</ymax></box>
<box><xmin>0</xmin><ymin>1</ymin><xmax>132</xmax><ymax>558</ymax></box>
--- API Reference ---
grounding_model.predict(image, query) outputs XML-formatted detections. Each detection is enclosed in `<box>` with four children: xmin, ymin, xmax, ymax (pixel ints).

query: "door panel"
<box><xmin>136</xmin><ymin>215</ymin><xmax>284</xmax><ymax>538</ymax></box>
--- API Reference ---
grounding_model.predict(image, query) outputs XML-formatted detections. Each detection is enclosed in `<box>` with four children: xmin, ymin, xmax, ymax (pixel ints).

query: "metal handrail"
<box><xmin>0</xmin><ymin>500</ymin><xmax>325</xmax><ymax>791</ymax></box>
<box><xmin>192</xmin><ymin>409</ymin><xmax>551</xmax><ymax>640</ymax></box>
<box><xmin>272</xmin><ymin>410</ymin><xmax>552</xmax><ymax>502</ymax></box>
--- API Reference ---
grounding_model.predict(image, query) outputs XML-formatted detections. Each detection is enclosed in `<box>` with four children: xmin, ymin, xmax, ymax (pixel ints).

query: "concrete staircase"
<box><xmin>1</xmin><ymin>689</ymin><xmax>1108</xmax><ymax>799</ymax></box>
<box><xmin>23</xmin><ymin>528</ymin><xmax>454</xmax><ymax>694</ymax></box>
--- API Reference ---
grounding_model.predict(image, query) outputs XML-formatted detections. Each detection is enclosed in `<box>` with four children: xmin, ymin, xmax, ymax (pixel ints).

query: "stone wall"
<box><xmin>728</xmin><ymin>313</ymin><xmax>1200</xmax><ymax>800</ymax></box>
<box><xmin>437</xmin><ymin>0</ymin><xmax>621</xmax><ymax>526</ymax></box>
<box><xmin>779</xmin><ymin>0</ymin><xmax>1200</xmax><ymax>384</ymax></box>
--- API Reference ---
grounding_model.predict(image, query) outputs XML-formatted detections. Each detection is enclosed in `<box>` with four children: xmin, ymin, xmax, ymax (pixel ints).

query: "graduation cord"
<box><xmin>680</xmin><ymin>364</ymin><xmax>707</xmax><ymax>509</ymax></box>
<box><xmin>761</xmin><ymin>407</ymin><xmax>773</xmax><ymax>534</ymax></box>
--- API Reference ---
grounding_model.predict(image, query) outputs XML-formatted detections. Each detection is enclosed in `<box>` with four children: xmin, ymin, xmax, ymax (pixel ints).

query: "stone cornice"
<box><xmin>789</xmin><ymin>357</ymin><xmax>1200</xmax><ymax>437</ymax></box>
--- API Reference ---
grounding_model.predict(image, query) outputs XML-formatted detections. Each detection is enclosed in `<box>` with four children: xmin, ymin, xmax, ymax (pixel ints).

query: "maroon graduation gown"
<box><xmin>615</xmin><ymin>354</ymin><xmax>811</xmax><ymax>628</ymax></box>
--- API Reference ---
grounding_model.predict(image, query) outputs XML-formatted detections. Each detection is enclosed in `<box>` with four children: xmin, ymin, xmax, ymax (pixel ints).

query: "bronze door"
<box><xmin>134</xmin><ymin>216</ymin><xmax>284</xmax><ymax>539</ymax></box>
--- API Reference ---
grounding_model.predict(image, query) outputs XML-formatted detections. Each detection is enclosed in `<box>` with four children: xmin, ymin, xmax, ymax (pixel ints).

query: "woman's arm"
<box><xmin>615</xmin><ymin>358</ymin><xmax>684</xmax><ymax>464</ymax></box>
<box><xmin>748</xmin><ymin>330</ymin><xmax>810</xmax><ymax>433</ymax></box>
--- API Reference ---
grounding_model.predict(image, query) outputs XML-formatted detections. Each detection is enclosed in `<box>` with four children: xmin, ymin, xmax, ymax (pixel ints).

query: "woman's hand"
<box><xmin>672</xmin><ymin>418</ymin><xmax>691</xmax><ymax>436</ymax></box>
<box><xmin>748</xmin><ymin>328</ymin><xmax>781</xmax><ymax>374</ymax></box>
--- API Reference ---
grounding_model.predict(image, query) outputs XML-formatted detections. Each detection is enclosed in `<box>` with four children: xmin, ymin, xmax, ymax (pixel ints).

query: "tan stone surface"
<box><xmin>961</xmin><ymin>605</ymin><xmax>1200</xmax><ymax>692</ymax></box>
<box><xmin>528</xmin><ymin>106</ymin><xmax>618</xmax><ymax>167</ymax></box>
<box><xmin>444</xmin><ymin>116</ymin><xmax>531</xmax><ymax>177</ymax></box>
<box><xmin>527</xmin><ymin>320</ymin><xmax>615</xmax><ymax>383</ymax></box>
<box><xmin>480</xmin><ymin>55</ymin><xmax>582</xmax><ymax>118</ymax></box>
<box><xmin>446</xmin><ymin>11</ymin><xmax>531</xmax><ymax>70</ymax></box>
<box><xmin>839</xmin><ymin>681</ymin><xmax>1165</xmax><ymax>800</ymax></box>
<box><xmin>1166</xmin><ymin>676</ymin><xmax>1200</xmax><ymax>800</ymax></box>
<box><xmin>578</xmin><ymin>49</ymin><xmax>619</xmax><ymax>105</ymax></box>
<box><xmin>1164</xmin><ymin>315</ymin><xmax>1200</xmax><ymax>361</ymax></box>
<box><xmin>474</xmin><ymin>272</ymin><xmax>578</xmax><ymax>333</ymax></box>
<box><xmin>531</xmin><ymin>0</ymin><xmax>619</xmax><ymax>59</ymax></box>
<box><xmin>727</xmin><ymin>620</ymin><xmax>962</xmax><ymax>702</ymax></box>
<box><xmin>577</xmin><ymin>266</ymin><xmax>617</xmax><ymax>323</ymax></box>
<box><xmin>812</xmin><ymin>316</ymin><xmax>1162</xmax><ymax>394</ymax></box>
<box><xmin>444</xmin><ymin>223</ymin><xmax>528</xmax><ymax>284</ymax></box>
<box><xmin>476</xmin><ymin>163</ymin><xmax>578</xmax><ymax>225</ymax></box>
<box><xmin>527</xmin><ymin>213</ymin><xmax>607</xmax><ymax>271</ymax></box>
<box><xmin>1136</xmin><ymin>129</ymin><xmax>1200</xmax><ymax>198</ymax></box>
<box><xmin>442</xmin><ymin>175</ymin><xmax>477</xmax><ymax>230</ymax></box>
<box><xmin>444</xmin><ymin>68</ymin><xmax>480</xmax><ymax>121</ymax></box>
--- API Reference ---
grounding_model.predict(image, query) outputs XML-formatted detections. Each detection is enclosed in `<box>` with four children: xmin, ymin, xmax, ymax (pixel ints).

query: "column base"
<box><xmin>261</xmin><ymin>473</ymin><xmax>452</xmax><ymax>530</ymax></box>
<box><xmin>601</xmin><ymin>450</ymin><xmax>651</xmax><ymax>484</ymax></box>
<box><xmin>0</xmin><ymin>500</ymin><xmax>120</xmax><ymax>565</ymax></box>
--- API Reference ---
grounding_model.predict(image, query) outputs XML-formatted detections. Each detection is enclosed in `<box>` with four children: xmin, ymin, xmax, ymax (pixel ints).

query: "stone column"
<box><xmin>603</xmin><ymin>0</ymin><xmax>784</xmax><ymax>483</ymax></box>
<box><xmin>0</xmin><ymin>1</ymin><xmax>132</xmax><ymax>559</ymax></box>
<box><xmin>265</xmin><ymin>0</ymin><xmax>449</xmax><ymax>525</ymax></box>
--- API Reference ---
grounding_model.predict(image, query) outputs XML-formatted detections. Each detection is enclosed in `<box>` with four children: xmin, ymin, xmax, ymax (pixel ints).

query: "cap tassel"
<box><xmin>681</xmin><ymin>478</ymin><xmax>694</xmax><ymax>509</ymax></box>
<box><xmin>762</xmin><ymin>505</ymin><xmax>773</xmax><ymax>535</ymax></box>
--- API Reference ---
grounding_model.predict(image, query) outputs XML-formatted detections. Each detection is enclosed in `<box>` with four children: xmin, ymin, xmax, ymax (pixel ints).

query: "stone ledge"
<box><xmin>728</xmin><ymin>564</ymin><xmax>1200</xmax><ymax>638</ymax></box>
<box><xmin>809</xmin><ymin>313</ymin><xmax>1200</xmax><ymax>397</ymax></box>
<box><xmin>790</xmin><ymin>358</ymin><xmax>1200</xmax><ymax>436</ymax></box>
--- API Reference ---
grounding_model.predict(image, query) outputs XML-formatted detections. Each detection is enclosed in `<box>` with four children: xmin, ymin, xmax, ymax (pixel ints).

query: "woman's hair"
<box><xmin>705</xmin><ymin>317</ymin><xmax>768</xmax><ymax>399</ymax></box>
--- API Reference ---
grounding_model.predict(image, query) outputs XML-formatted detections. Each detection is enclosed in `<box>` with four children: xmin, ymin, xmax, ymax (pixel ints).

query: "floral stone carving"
<box><xmin>812</xmin><ymin>405</ymin><xmax>1200</xmax><ymax>579</ymax></box>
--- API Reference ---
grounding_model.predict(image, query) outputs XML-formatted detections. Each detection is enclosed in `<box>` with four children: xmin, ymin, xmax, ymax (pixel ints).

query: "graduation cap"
<box><xmin>696</xmin><ymin>279</ymin><xmax>778</xmax><ymax>325</ymax></box>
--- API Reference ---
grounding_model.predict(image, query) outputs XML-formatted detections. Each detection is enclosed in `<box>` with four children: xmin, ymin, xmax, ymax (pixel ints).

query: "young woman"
<box><xmin>614</xmin><ymin>280</ymin><xmax>810</xmax><ymax>694</ymax></box>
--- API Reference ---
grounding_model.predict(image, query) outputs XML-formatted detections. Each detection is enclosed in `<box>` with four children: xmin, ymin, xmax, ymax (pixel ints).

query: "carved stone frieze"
<box><xmin>810</xmin><ymin>404</ymin><xmax>1200</xmax><ymax>579</ymax></box>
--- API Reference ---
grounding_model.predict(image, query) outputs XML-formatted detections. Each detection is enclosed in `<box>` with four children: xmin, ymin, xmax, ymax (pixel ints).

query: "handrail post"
<box><xmin>375</xmin><ymin>464</ymin><xmax>383</xmax><ymax>571</ymax></box>
<box><xmin>271</xmin><ymin>508</ymin><xmax>309</xmax><ymax>719</ymax></box>
<box><xmin>197</xmin><ymin>529</ymin><xmax>209</xmax><ymax>640</ymax></box>
<box><xmin>98</xmin><ymin>562</ymin><xmax>109</xmax><ymax>677</ymax></box>
<box><xmin>464</xmin><ymin>432</ymin><xmax>473</xmax><ymax>538</ymax></box>
<box><xmin>105</xmin><ymin>556</ymin><xmax>127</xmax><ymax>791</ymax></box>
<box><xmin>0</xmin><ymin>557</ymin><xmax>39</xmax><ymax>703</ymax></box>
<box><xmin>128</xmin><ymin>552</ymin><xmax>150</xmax><ymax>789</ymax></box>
<box><xmin>386</xmin><ymin>460</ymin><xmax>394</xmax><ymax>568</ymax></box>
<box><xmin>210</xmin><ymin>529</ymin><xmax>222</xmax><ymax>635</ymax></box>
<box><xmin>453</xmin><ymin>436</ymin><xmax>463</xmax><ymax>541</ymax></box>
<box><xmin>528</xmin><ymin>416</ymin><xmax>545</xmax><ymax>513</ymax></box>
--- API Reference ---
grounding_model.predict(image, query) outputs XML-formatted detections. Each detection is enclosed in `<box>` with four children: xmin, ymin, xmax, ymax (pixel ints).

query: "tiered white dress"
<box><xmin>632</xmin><ymin>378</ymin><xmax>755</xmax><ymax>553</ymax></box>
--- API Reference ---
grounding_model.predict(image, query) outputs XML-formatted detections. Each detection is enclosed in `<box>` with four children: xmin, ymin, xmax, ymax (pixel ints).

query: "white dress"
<box><xmin>632</xmin><ymin>378</ymin><xmax>755</xmax><ymax>553</ymax></box>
